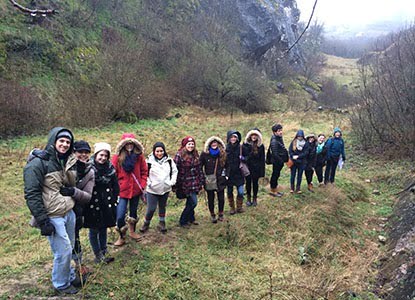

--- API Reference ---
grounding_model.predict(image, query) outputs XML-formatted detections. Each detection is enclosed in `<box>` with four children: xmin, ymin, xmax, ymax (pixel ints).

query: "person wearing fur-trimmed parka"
<box><xmin>226</xmin><ymin>130</ymin><xmax>249</xmax><ymax>214</ymax></box>
<box><xmin>304</xmin><ymin>134</ymin><xmax>317</xmax><ymax>192</ymax></box>
<box><xmin>243</xmin><ymin>129</ymin><xmax>265</xmax><ymax>207</ymax></box>
<box><xmin>200</xmin><ymin>136</ymin><xmax>227</xmax><ymax>223</ymax></box>
<box><xmin>174</xmin><ymin>136</ymin><xmax>205</xmax><ymax>227</ymax></box>
<box><xmin>84</xmin><ymin>143</ymin><xmax>119</xmax><ymax>263</ymax></box>
<box><xmin>288</xmin><ymin>130</ymin><xmax>310</xmax><ymax>194</ymax></box>
<box><xmin>140</xmin><ymin>142</ymin><xmax>178</xmax><ymax>233</ymax></box>
<box><xmin>111</xmin><ymin>133</ymin><xmax>148</xmax><ymax>246</ymax></box>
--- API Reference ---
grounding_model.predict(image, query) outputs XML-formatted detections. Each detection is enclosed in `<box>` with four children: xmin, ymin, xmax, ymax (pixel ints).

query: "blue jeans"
<box><xmin>89</xmin><ymin>228</ymin><xmax>108</xmax><ymax>257</ymax></box>
<box><xmin>145</xmin><ymin>192</ymin><xmax>169</xmax><ymax>222</ymax></box>
<box><xmin>47</xmin><ymin>210</ymin><xmax>76</xmax><ymax>290</ymax></box>
<box><xmin>227</xmin><ymin>185</ymin><xmax>244</xmax><ymax>198</ymax></box>
<box><xmin>179</xmin><ymin>192</ymin><xmax>198</xmax><ymax>225</ymax></box>
<box><xmin>116</xmin><ymin>196</ymin><xmax>139</xmax><ymax>228</ymax></box>
<box><xmin>290</xmin><ymin>164</ymin><xmax>304</xmax><ymax>190</ymax></box>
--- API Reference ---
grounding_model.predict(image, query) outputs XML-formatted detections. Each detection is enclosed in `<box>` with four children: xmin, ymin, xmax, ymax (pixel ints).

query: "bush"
<box><xmin>318</xmin><ymin>78</ymin><xmax>358</xmax><ymax>108</ymax></box>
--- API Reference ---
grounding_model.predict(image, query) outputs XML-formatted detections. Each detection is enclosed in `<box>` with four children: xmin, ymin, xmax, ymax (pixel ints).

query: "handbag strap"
<box><xmin>213</xmin><ymin>157</ymin><xmax>219</xmax><ymax>175</ymax></box>
<box><xmin>131</xmin><ymin>173</ymin><xmax>144</xmax><ymax>192</ymax></box>
<box><xmin>239</xmin><ymin>144</ymin><xmax>242</xmax><ymax>157</ymax></box>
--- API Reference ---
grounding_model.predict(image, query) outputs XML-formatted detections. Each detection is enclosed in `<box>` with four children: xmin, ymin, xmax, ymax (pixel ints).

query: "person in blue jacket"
<box><xmin>324</xmin><ymin>127</ymin><xmax>346</xmax><ymax>184</ymax></box>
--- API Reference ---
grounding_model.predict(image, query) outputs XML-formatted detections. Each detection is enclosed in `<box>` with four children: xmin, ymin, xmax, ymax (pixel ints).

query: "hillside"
<box><xmin>0</xmin><ymin>107</ymin><xmax>407</xmax><ymax>299</ymax></box>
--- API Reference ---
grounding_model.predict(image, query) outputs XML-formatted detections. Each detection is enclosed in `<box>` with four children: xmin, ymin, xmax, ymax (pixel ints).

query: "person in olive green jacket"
<box><xmin>24</xmin><ymin>127</ymin><xmax>81</xmax><ymax>295</ymax></box>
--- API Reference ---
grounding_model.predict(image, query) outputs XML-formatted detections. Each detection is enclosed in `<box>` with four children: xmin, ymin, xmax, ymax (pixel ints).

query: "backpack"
<box><xmin>266</xmin><ymin>147</ymin><xmax>273</xmax><ymax>165</ymax></box>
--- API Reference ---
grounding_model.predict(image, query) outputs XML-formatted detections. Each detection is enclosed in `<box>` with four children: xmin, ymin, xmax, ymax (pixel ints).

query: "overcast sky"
<box><xmin>296</xmin><ymin>0</ymin><xmax>415</xmax><ymax>28</ymax></box>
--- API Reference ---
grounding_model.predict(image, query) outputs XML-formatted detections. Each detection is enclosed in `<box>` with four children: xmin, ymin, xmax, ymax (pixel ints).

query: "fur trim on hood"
<box><xmin>244</xmin><ymin>129</ymin><xmax>263</xmax><ymax>146</ymax></box>
<box><xmin>115</xmin><ymin>133</ymin><xmax>144</xmax><ymax>155</ymax></box>
<box><xmin>204</xmin><ymin>136</ymin><xmax>226</xmax><ymax>152</ymax></box>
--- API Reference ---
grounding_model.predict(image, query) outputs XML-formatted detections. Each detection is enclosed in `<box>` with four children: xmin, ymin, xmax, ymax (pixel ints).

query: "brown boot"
<box><xmin>228</xmin><ymin>195</ymin><xmax>236</xmax><ymax>215</ymax></box>
<box><xmin>126</xmin><ymin>217</ymin><xmax>141</xmax><ymax>240</ymax></box>
<box><xmin>236</xmin><ymin>196</ymin><xmax>245</xmax><ymax>213</ymax></box>
<box><xmin>269</xmin><ymin>187</ymin><xmax>278</xmax><ymax>196</ymax></box>
<box><xmin>114</xmin><ymin>225</ymin><xmax>128</xmax><ymax>246</ymax></box>
<box><xmin>308</xmin><ymin>183</ymin><xmax>314</xmax><ymax>193</ymax></box>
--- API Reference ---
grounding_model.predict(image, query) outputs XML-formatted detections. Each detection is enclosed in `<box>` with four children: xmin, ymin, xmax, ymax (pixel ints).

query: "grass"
<box><xmin>0</xmin><ymin>107</ymin><xmax>406</xmax><ymax>299</ymax></box>
<box><xmin>322</xmin><ymin>54</ymin><xmax>360</xmax><ymax>87</ymax></box>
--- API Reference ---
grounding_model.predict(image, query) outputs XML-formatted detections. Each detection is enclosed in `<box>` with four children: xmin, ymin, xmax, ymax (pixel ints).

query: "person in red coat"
<box><xmin>111</xmin><ymin>133</ymin><xmax>148</xmax><ymax>246</ymax></box>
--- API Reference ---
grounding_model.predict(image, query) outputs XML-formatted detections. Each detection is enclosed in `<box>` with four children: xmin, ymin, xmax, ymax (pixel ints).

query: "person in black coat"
<box><xmin>226</xmin><ymin>130</ymin><xmax>249</xmax><ymax>214</ymax></box>
<box><xmin>268</xmin><ymin>124</ymin><xmax>289</xmax><ymax>197</ymax></box>
<box><xmin>315</xmin><ymin>134</ymin><xmax>327</xmax><ymax>186</ymax></box>
<box><xmin>288</xmin><ymin>130</ymin><xmax>309</xmax><ymax>194</ymax></box>
<box><xmin>243</xmin><ymin>128</ymin><xmax>265</xmax><ymax>206</ymax></box>
<box><xmin>304</xmin><ymin>134</ymin><xmax>317</xmax><ymax>192</ymax></box>
<box><xmin>83</xmin><ymin>143</ymin><xmax>119</xmax><ymax>264</ymax></box>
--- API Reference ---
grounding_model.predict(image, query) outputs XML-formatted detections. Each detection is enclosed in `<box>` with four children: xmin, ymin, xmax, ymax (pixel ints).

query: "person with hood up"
<box><xmin>174</xmin><ymin>136</ymin><xmax>205</xmax><ymax>227</ymax></box>
<box><xmin>111</xmin><ymin>133</ymin><xmax>148</xmax><ymax>246</ymax></box>
<box><xmin>268</xmin><ymin>124</ymin><xmax>289</xmax><ymax>197</ymax></box>
<box><xmin>200</xmin><ymin>136</ymin><xmax>228</xmax><ymax>223</ymax></box>
<box><xmin>304</xmin><ymin>134</ymin><xmax>317</xmax><ymax>192</ymax></box>
<box><xmin>243</xmin><ymin>128</ymin><xmax>265</xmax><ymax>206</ymax></box>
<box><xmin>324</xmin><ymin>127</ymin><xmax>346</xmax><ymax>184</ymax></box>
<box><xmin>84</xmin><ymin>142</ymin><xmax>119</xmax><ymax>263</ymax></box>
<box><xmin>315</xmin><ymin>134</ymin><xmax>327</xmax><ymax>186</ymax></box>
<box><xmin>225</xmin><ymin>130</ymin><xmax>250</xmax><ymax>214</ymax></box>
<box><xmin>288</xmin><ymin>130</ymin><xmax>310</xmax><ymax>194</ymax></box>
<box><xmin>24</xmin><ymin>127</ymin><xmax>81</xmax><ymax>295</ymax></box>
<box><xmin>140</xmin><ymin>142</ymin><xmax>178</xmax><ymax>233</ymax></box>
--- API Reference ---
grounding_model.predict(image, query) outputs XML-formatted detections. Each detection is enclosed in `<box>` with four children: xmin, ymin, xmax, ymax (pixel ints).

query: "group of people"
<box><xmin>23</xmin><ymin>124</ymin><xmax>346</xmax><ymax>295</ymax></box>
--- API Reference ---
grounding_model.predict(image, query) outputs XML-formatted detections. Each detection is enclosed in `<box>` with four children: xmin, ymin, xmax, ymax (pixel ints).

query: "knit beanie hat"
<box><xmin>73</xmin><ymin>140</ymin><xmax>91</xmax><ymax>152</ymax></box>
<box><xmin>181</xmin><ymin>136</ymin><xmax>195</xmax><ymax>148</ymax></box>
<box><xmin>272</xmin><ymin>124</ymin><xmax>283</xmax><ymax>132</ymax></box>
<box><xmin>333</xmin><ymin>127</ymin><xmax>342</xmax><ymax>135</ymax></box>
<box><xmin>94</xmin><ymin>142</ymin><xmax>111</xmax><ymax>157</ymax></box>
<box><xmin>56</xmin><ymin>130</ymin><xmax>73</xmax><ymax>142</ymax></box>
<box><xmin>153</xmin><ymin>142</ymin><xmax>167</xmax><ymax>157</ymax></box>
<box><xmin>121</xmin><ymin>133</ymin><xmax>136</xmax><ymax>140</ymax></box>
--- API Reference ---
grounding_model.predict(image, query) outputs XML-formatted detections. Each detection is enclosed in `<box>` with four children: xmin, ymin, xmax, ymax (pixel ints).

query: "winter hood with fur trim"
<box><xmin>244</xmin><ymin>129</ymin><xmax>263</xmax><ymax>146</ymax></box>
<box><xmin>114</xmin><ymin>133</ymin><xmax>144</xmax><ymax>156</ymax></box>
<box><xmin>203</xmin><ymin>136</ymin><xmax>226</xmax><ymax>152</ymax></box>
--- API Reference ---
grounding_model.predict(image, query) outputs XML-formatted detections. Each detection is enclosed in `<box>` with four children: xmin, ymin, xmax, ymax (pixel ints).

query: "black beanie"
<box><xmin>73</xmin><ymin>140</ymin><xmax>91</xmax><ymax>152</ymax></box>
<box><xmin>272</xmin><ymin>124</ymin><xmax>283</xmax><ymax>132</ymax></box>
<box><xmin>56</xmin><ymin>130</ymin><xmax>73</xmax><ymax>142</ymax></box>
<box><xmin>153</xmin><ymin>142</ymin><xmax>167</xmax><ymax>157</ymax></box>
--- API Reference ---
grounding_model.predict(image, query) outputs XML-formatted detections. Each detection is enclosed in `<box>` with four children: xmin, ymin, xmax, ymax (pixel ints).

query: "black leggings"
<box><xmin>206</xmin><ymin>189</ymin><xmax>225</xmax><ymax>216</ymax></box>
<box><xmin>245</xmin><ymin>175</ymin><xmax>259</xmax><ymax>198</ymax></box>
<box><xmin>315</xmin><ymin>164</ymin><xmax>324</xmax><ymax>183</ymax></box>
<box><xmin>305</xmin><ymin>169</ymin><xmax>314</xmax><ymax>185</ymax></box>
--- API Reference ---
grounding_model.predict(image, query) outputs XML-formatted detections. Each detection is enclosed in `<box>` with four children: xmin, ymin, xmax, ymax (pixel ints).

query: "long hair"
<box><xmin>117</xmin><ymin>145</ymin><xmax>141</xmax><ymax>167</ymax></box>
<box><xmin>180</xmin><ymin>147</ymin><xmax>200</xmax><ymax>164</ymax></box>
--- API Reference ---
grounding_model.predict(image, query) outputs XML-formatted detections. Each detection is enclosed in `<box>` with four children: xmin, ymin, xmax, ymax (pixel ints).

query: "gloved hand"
<box><xmin>60</xmin><ymin>186</ymin><xmax>75</xmax><ymax>197</ymax></box>
<box><xmin>40</xmin><ymin>219</ymin><xmax>56</xmax><ymax>236</ymax></box>
<box><xmin>239</xmin><ymin>155</ymin><xmax>246</xmax><ymax>161</ymax></box>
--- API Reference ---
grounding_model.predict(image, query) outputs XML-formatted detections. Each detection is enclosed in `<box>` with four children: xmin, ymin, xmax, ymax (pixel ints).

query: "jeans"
<box><xmin>89</xmin><ymin>227</ymin><xmax>108</xmax><ymax>257</ymax></box>
<box><xmin>227</xmin><ymin>185</ymin><xmax>244</xmax><ymax>198</ymax></box>
<box><xmin>270</xmin><ymin>163</ymin><xmax>284</xmax><ymax>189</ymax></box>
<box><xmin>145</xmin><ymin>192</ymin><xmax>169</xmax><ymax>222</ymax></box>
<box><xmin>290</xmin><ymin>164</ymin><xmax>304</xmax><ymax>190</ymax></box>
<box><xmin>324</xmin><ymin>157</ymin><xmax>339</xmax><ymax>183</ymax></box>
<box><xmin>116</xmin><ymin>196</ymin><xmax>139</xmax><ymax>228</ymax></box>
<box><xmin>179</xmin><ymin>192</ymin><xmax>198</xmax><ymax>226</ymax></box>
<box><xmin>47</xmin><ymin>210</ymin><xmax>76</xmax><ymax>290</ymax></box>
<box><xmin>245</xmin><ymin>175</ymin><xmax>259</xmax><ymax>198</ymax></box>
<box><xmin>207</xmin><ymin>189</ymin><xmax>225</xmax><ymax>216</ymax></box>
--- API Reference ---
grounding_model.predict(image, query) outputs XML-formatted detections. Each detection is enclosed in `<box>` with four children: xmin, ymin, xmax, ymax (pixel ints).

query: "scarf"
<box><xmin>76</xmin><ymin>160</ymin><xmax>88</xmax><ymax>180</ymax></box>
<box><xmin>94</xmin><ymin>160</ymin><xmax>115</xmax><ymax>185</ymax></box>
<box><xmin>296</xmin><ymin>139</ymin><xmax>306</xmax><ymax>151</ymax></box>
<box><xmin>122</xmin><ymin>153</ymin><xmax>138</xmax><ymax>173</ymax></box>
<box><xmin>209</xmin><ymin>147</ymin><xmax>220</xmax><ymax>157</ymax></box>
<box><xmin>317</xmin><ymin>142</ymin><xmax>325</xmax><ymax>154</ymax></box>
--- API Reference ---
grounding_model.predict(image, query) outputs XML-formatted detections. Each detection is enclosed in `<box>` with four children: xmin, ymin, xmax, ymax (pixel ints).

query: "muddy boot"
<box><xmin>252</xmin><ymin>197</ymin><xmax>258</xmax><ymax>207</ymax></box>
<box><xmin>228</xmin><ymin>194</ymin><xmax>236</xmax><ymax>215</ymax></box>
<box><xmin>269</xmin><ymin>187</ymin><xmax>278</xmax><ymax>196</ymax></box>
<box><xmin>126</xmin><ymin>217</ymin><xmax>141</xmax><ymax>240</ymax></box>
<box><xmin>236</xmin><ymin>196</ymin><xmax>245</xmax><ymax>213</ymax></box>
<box><xmin>139</xmin><ymin>221</ymin><xmax>150</xmax><ymax>233</ymax></box>
<box><xmin>114</xmin><ymin>225</ymin><xmax>128</xmax><ymax>246</ymax></box>
<box><xmin>158</xmin><ymin>221</ymin><xmax>167</xmax><ymax>233</ymax></box>
<box><xmin>246</xmin><ymin>194</ymin><xmax>252</xmax><ymax>206</ymax></box>
<box><xmin>308</xmin><ymin>183</ymin><xmax>314</xmax><ymax>193</ymax></box>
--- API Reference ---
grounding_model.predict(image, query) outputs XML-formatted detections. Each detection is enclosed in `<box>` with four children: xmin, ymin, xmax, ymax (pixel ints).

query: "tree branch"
<box><xmin>9</xmin><ymin>0</ymin><xmax>57</xmax><ymax>15</ymax></box>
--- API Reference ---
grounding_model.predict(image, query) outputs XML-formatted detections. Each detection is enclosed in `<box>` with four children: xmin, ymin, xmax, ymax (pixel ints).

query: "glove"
<box><xmin>40</xmin><ymin>219</ymin><xmax>55</xmax><ymax>236</ymax></box>
<box><xmin>60</xmin><ymin>186</ymin><xmax>75</xmax><ymax>197</ymax></box>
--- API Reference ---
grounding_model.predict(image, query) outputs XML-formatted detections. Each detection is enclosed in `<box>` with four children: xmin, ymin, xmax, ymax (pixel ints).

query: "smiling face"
<box><xmin>55</xmin><ymin>138</ymin><xmax>71</xmax><ymax>155</ymax></box>
<box><xmin>334</xmin><ymin>131</ymin><xmax>341</xmax><ymax>138</ymax></box>
<box><xmin>185</xmin><ymin>142</ymin><xmax>195</xmax><ymax>152</ymax></box>
<box><xmin>229</xmin><ymin>135</ymin><xmax>238</xmax><ymax>144</ymax></box>
<box><xmin>75</xmin><ymin>150</ymin><xmax>90</xmax><ymax>163</ymax></box>
<box><xmin>308</xmin><ymin>137</ymin><xmax>315</xmax><ymax>143</ymax></box>
<box><xmin>95</xmin><ymin>150</ymin><xmax>109</xmax><ymax>164</ymax></box>
<box><xmin>154</xmin><ymin>147</ymin><xmax>165</xmax><ymax>160</ymax></box>
<box><xmin>251</xmin><ymin>134</ymin><xmax>258</xmax><ymax>142</ymax></box>
<box><xmin>210</xmin><ymin>141</ymin><xmax>218</xmax><ymax>150</ymax></box>
<box><xmin>318</xmin><ymin>135</ymin><xmax>325</xmax><ymax>144</ymax></box>
<box><xmin>125</xmin><ymin>143</ymin><xmax>134</xmax><ymax>152</ymax></box>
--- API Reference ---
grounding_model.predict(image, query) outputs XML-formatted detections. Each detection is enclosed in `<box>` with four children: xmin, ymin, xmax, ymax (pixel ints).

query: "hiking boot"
<box><xmin>308</xmin><ymin>183</ymin><xmax>314</xmax><ymax>193</ymax></box>
<box><xmin>236</xmin><ymin>196</ymin><xmax>245</xmax><ymax>213</ymax></box>
<box><xmin>55</xmin><ymin>285</ymin><xmax>79</xmax><ymax>295</ymax></box>
<box><xmin>246</xmin><ymin>200</ymin><xmax>253</xmax><ymax>206</ymax></box>
<box><xmin>269</xmin><ymin>188</ymin><xmax>278</xmax><ymax>196</ymax></box>
<box><xmin>252</xmin><ymin>197</ymin><xmax>258</xmax><ymax>207</ymax></box>
<box><xmin>71</xmin><ymin>272</ymin><xmax>88</xmax><ymax>288</ymax></box>
<box><xmin>218</xmin><ymin>214</ymin><xmax>224</xmax><ymax>222</ymax></box>
<box><xmin>211</xmin><ymin>215</ymin><xmax>218</xmax><ymax>223</ymax></box>
<box><xmin>228</xmin><ymin>195</ymin><xmax>236</xmax><ymax>215</ymax></box>
<box><xmin>276</xmin><ymin>192</ymin><xmax>284</xmax><ymax>197</ymax></box>
<box><xmin>158</xmin><ymin>221</ymin><xmax>167</xmax><ymax>233</ymax></box>
<box><xmin>139</xmin><ymin>221</ymin><xmax>150</xmax><ymax>233</ymax></box>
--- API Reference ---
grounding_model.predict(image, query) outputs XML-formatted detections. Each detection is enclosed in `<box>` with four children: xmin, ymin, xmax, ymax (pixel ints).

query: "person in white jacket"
<box><xmin>140</xmin><ymin>142</ymin><xmax>178</xmax><ymax>233</ymax></box>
